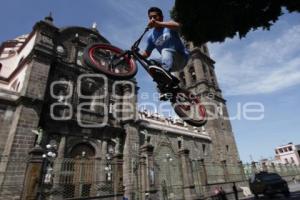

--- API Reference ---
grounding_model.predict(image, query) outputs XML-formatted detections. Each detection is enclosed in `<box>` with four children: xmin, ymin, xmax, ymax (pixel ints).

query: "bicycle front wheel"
<box><xmin>83</xmin><ymin>43</ymin><xmax>137</xmax><ymax>79</ymax></box>
<box><xmin>171</xmin><ymin>88</ymin><xmax>207</xmax><ymax>127</ymax></box>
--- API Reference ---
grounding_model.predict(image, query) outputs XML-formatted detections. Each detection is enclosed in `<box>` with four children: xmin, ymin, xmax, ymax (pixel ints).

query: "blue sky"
<box><xmin>1</xmin><ymin>0</ymin><xmax>299</xmax><ymax>163</ymax></box>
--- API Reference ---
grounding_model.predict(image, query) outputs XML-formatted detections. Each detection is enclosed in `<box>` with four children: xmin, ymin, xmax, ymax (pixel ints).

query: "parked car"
<box><xmin>249</xmin><ymin>172</ymin><xmax>290</xmax><ymax>198</ymax></box>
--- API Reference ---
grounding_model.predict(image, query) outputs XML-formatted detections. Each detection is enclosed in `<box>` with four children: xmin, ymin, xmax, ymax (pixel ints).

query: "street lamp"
<box><xmin>37</xmin><ymin>142</ymin><xmax>57</xmax><ymax>200</ymax></box>
<box><xmin>105</xmin><ymin>154</ymin><xmax>112</xmax><ymax>182</ymax></box>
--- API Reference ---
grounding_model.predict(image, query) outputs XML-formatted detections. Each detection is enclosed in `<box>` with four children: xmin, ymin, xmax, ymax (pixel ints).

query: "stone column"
<box><xmin>21</xmin><ymin>146</ymin><xmax>44</xmax><ymax>200</ymax></box>
<box><xmin>122</xmin><ymin>124</ymin><xmax>139</xmax><ymax>200</ymax></box>
<box><xmin>139</xmin><ymin>144</ymin><xmax>157</xmax><ymax>200</ymax></box>
<box><xmin>112</xmin><ymin>154</ymin><xmax>124</xmax><ymax>198</ymax></box>
<box><xmin>91</xmin><ymin>141</ymin><xmax>102</xmax><ymax>196</ymax></box>
<box><xmin>178</xmin><ymin>149</ymin><xmax>200</xmax><ymax>200</ymax></box>
<box><xmin>139</xmin><ymin>156</ymin><xmax>147</xmax><ymax>200</ymax></box>
<box><xmin>198</xmin><ymin>159</ymin><xmax>208</xmax><ymax>185</ymax></box>
<box><xmin>101</xmin><ymin>140</ymin><xmax>108</xmax><ymax>180</ymax></box>
<box><xmin>50</xmin><ymin>136</ymin><xmax>66</xmax><ymax>200</ymax></box>
<box><xmin>53</xmin><ymin>136</ymin><xmax>66</xmax><ymax>178</ymax></box>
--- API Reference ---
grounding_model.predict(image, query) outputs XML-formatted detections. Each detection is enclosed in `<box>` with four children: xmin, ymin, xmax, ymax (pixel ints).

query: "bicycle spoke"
<box><xmin>84</xmin><ymin>43</ymin><xmax>137</xmax><ymax>79</ymax></box>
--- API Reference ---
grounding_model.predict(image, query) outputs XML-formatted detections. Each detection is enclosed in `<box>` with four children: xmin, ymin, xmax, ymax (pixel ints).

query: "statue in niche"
<box><xmin>32</xmin><ymin>127</ymin><xmax>43</xmax><ymax>146</ymax></box>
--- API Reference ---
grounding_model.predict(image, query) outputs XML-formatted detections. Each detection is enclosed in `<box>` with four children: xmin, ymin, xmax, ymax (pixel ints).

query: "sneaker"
<box><xmin>149</xmin><ymin>65</ymin><xmax>173</xmax><ymax>84</ymax></box>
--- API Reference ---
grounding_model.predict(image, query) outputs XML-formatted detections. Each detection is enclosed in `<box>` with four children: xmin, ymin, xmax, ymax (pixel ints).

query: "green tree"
<box><xmin>171</xmin><ymin>0</ymin><xmax>300</xmax><ymax>44</ymax></box>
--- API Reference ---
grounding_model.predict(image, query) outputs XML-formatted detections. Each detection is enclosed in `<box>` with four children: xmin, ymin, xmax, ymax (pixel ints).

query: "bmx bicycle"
<box><xmin>83</xmin><ymin>28</ymin><xmax>207</xmax><ymax>126</ymax></box>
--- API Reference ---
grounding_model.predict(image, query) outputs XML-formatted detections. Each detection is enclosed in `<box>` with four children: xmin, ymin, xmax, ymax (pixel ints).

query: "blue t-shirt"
<box><xmin>145</xmin><ymin>27</ymin><xmax>189</xmax><ymax>60</ymax></box>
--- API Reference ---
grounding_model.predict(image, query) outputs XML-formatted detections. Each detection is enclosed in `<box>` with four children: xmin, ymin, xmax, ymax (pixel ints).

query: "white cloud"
<box><xmin>209</xmin><ymin>23</ymin><xmax>300</xmax><ymax>96</ymax></box>
<box><xmin>229</xmin><ymin>58</ymin><xmax>300</xmax><ymax>95</ymax></box>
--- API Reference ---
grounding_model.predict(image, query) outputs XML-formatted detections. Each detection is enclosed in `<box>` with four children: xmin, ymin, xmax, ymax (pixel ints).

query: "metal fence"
<box><xmin>45</xmin><ymin>158</ymin><xmax>116</xmax><ymax>199</ymax></box>
<box><xmin>0</xmin><ymin>156</ymin><xmax>118</xmax><ymax>200</ymax></box>
<box><xmin>243</xmin><ymin>162</ymin><xmax>300</xmax><ymax>180</ymax></box>
<box><xmin>192</xmin><ymin>162</ymin><xmax>245</xmax><ymax>185</ymax></box>
<box><xmin>2</xmin><ymin>155</ymin><xmax>300</xmax><ymax>200</ymax></box>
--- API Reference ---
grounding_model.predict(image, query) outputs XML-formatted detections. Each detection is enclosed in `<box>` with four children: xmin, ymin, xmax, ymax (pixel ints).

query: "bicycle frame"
<box><xmin>112</xmin><ymin>28</ymin><xmax>154</xmax><ymax>74</ymax></box>
<box><xmin>83</xmin><ymin>27</ymin><xmax>207</xmax><ymax>127</ymax></box>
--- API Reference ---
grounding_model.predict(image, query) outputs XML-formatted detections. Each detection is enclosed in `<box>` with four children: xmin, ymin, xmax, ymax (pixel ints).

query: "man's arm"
<box><xmin>148</xmin><ymin>20</ymin><xmax>181</xmax><ymax>30</ymax></box>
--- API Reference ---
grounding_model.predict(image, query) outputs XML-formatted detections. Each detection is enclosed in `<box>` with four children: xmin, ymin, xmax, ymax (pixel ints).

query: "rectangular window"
<box><xmin>279</xmin><ymin>148</ymin><xmax>283</xmax><ymax>153</ymax></box>
<box><xmin>202</xmin><ymin>144</ymin><xmax>207</xmax><ymax>156</ymax></box>
<box><xmin>202</xmin><ymin>62</ymin><xmax>207</xmax><ymax>74</ymax></box>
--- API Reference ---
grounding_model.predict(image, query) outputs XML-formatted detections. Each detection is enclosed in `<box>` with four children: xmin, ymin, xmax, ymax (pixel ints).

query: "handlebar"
<box><xmin>131</xmin><ymin>27</ymin><xmax>150</xmax><ymax>51</ymax></box>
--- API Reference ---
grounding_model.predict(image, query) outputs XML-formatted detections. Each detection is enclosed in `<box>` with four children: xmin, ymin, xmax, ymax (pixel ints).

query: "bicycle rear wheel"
<box><xmin>171</xmin><ymin>89</ymin><xmax>207</xmax><ymax>127</ymax></box>
<box><xmin>83</xmin><ymin>43</ymin><xmax>137</xmax><ymax>79</ymax></box>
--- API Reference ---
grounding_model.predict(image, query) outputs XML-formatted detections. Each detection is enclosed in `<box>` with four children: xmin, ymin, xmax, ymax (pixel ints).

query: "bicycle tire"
<box><xmin>83</xmin><ymin>43</ymin><xmax>137</xmax><ymax>79</ymax></box>
<box><xmin>171</xmin><ymin>88</ymin><xmax>207</xmax><ymax>127</ymax></box>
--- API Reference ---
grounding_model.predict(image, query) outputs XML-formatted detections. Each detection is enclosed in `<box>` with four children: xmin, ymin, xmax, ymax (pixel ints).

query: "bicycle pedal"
<box><xmin>159</xmin><ymin>93</ymin><xmax>173</xmax><ymax>101</ymax></box>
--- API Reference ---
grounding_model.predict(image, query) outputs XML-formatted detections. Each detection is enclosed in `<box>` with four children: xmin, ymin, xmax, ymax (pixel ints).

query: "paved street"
<box><xmin>242</xmin><ymin>182</ymin><xmax>300</xmax><ymax>199</ymax></box>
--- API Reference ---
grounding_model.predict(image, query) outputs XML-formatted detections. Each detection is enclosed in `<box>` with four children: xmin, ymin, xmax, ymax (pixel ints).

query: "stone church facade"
<box><xmin>0</xmin><ymin>16</ymin><xmax>245</xmax><ymax>200</ymax></box>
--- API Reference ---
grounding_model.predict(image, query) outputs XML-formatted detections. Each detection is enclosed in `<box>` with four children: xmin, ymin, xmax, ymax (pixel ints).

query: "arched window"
<box><xmin>70</xmin><ymin>143</ymin><xmax>95</xmax><ymax>158</ymax></box>
<box><xmin>67</xmin><ymin>143</ymin><xmax>95</xmax><ymax>197</ymax></box>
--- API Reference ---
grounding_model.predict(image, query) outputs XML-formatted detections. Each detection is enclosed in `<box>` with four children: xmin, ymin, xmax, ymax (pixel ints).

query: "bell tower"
<box><xmin>173</xmin><ymin>42</ymin><xmax>240</xmax><ymax>164</ymax></box>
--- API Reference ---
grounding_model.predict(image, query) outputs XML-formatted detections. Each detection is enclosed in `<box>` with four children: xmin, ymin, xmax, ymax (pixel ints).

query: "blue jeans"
<box><xmin>161</xmin><ymin>48</ymin><xmax>187</xmax><ymax>72</ymax></box>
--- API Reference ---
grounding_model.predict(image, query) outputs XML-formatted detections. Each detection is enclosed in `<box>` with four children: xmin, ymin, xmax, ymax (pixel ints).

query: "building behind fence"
<box><xmin>0</xmin><ymin>15</ymin><xmax>264</xmax><ymax>200</ymax></box>
<box><xmin>244</xmin><ymin>161</ymin><xmax>300</xmax><ymax>181</ymax></box>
